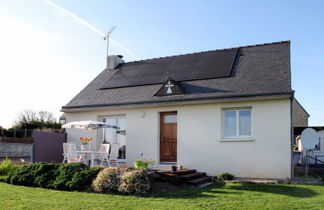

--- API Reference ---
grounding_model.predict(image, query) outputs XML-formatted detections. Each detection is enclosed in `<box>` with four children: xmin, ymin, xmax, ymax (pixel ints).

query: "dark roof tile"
<box><xmin>62</xmin><ymin>41</ymin><xmax>293</xmax><ymax>111</ymax></box>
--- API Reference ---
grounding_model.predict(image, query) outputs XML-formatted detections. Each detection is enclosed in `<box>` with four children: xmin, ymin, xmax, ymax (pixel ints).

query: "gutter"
<box><xmin>61</xmin><ymin>91</ymin><xmax>294</xmax><ymax>111</ymax></box>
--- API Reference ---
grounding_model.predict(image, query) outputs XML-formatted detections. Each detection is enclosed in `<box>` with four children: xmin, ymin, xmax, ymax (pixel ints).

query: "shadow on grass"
<box><xmin>151</xmin><ymin>183</ymin><xmax>319</xmax><ymax>199</ymax></box>
<box><xmin>229</xmin><ymin>184</ymin><xmax>319</xmax><ymax>198</ymax></box>
<box><xmin>151</xmin><ymin>183</ymin><xmax>239</xmax><ymax>199</ymax></box>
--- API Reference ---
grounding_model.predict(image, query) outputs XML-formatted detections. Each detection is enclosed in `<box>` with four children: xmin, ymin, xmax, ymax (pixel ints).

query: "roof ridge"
<box><xmin>124</xmin><ymin>40</ymin><xmax>291</xmax><ymax>64</ymax></box>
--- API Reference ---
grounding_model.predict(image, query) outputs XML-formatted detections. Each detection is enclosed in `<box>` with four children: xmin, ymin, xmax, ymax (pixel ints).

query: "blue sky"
<box><xmin>0</xmin><ymin>0</ymin><xmax>323</xmax><ymax>127</ymax></box>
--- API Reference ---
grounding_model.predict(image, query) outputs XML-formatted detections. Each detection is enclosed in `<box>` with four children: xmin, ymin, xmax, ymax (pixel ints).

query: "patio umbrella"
<box><xmin>62</xmin><ymin>120</ymin><xmax>119</xmax><ymax>130</ymax></box>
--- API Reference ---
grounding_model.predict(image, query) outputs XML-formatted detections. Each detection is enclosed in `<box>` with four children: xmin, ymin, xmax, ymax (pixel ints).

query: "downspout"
<box><xmin>290</xmin><ymin>94</ymin><xmax>294</xmax><ymax>179</ymax></box>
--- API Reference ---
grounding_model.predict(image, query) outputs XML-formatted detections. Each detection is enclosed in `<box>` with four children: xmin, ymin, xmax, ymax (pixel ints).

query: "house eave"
<box><xmin>61</xmin><ymin>91</ymin><xmax>294</xmax><ymax>113</ymax></box>
<box><xmin>293</xmin><ymin>98</ymin><xmax>310</xmax><ymax>117</ymax></box>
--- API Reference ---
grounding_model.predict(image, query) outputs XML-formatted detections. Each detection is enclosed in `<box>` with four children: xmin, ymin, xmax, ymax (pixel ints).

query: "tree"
<box><xmin>38</xmin><ymin>111</ymin><xmax>56</xmax><ymax>122</ymax></box>
<box><xmin>16</xmin><ymin>109</ymin><xmax>38</xmax><ymax>124</ymax></box>
<box><xmin>13</xmin><ymin>109</ymin><xmax>60</xmax><ymax>129</ymax></box>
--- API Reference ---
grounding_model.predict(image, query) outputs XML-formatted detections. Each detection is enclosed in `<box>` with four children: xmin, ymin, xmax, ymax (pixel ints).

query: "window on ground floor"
<box><xmin>103</xmin><ymin>116</ymin><xmax>126</xmax><ymax>159</ymax></box>
<box><xmin>222</xmin><ymin>108</ymin><xmax>251</xmax><ymax>139</ymax></box>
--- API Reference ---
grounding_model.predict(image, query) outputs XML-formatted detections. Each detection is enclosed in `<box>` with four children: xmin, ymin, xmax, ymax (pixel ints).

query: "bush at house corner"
<box><xmin>217</xmin><ymin>172</ymin><xmax>235</xmax><ymax>181</ymax></box>
<box><xmin>134</xmin><ymin>159</ymin><xmax>155</xmax><ymax>169</ymax></box>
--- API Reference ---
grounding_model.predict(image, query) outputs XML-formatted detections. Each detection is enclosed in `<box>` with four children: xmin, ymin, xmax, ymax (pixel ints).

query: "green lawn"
<box><xmin>1</xmin><ymin>182</ymin><xmax>324</xmax><ymax>210</ymax></box>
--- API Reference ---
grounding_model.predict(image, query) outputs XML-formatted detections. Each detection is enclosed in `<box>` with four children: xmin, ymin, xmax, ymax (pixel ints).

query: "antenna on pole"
<box><xmin>104</xmin><ymin>26</ymin><xmax>116</xmax><ymax>59</ymax></box>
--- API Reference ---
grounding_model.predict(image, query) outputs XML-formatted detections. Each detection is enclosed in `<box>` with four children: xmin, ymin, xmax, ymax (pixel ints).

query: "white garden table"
<box><xmin>76</xmin><ymin>151</ymin><xmax>107</xmax><ymax>167</ymax></box>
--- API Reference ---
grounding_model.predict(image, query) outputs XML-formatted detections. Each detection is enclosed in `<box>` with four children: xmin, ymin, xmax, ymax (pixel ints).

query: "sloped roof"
<box><xmin>62</xmin><ymin>41</ymin><xmax>293</xmax><ymax>112</ymax></box>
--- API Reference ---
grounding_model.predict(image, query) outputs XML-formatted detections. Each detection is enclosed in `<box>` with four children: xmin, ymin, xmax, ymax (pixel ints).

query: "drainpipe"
<box><xmin>290</xmin><ymin>94</ymin><xmax>294</xmax><ymax>179</ymax></box>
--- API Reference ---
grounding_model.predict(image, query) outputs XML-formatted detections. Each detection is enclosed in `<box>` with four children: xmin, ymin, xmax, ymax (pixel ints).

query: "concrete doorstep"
<box><xmin>290</xmin><ymin>177</ymin><xmax>323</xmax><ymax>185</ymax></box>
<box><xmin>221</xmin><ymin>177</ymin><xmax>286</xmax><ymax>184</ymax></box>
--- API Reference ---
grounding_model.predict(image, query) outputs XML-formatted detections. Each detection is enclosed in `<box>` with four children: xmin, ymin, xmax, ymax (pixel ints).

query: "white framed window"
<box><xmin>103</xmin><ymin>116</ymin><xmax>126</xmax><ymax>146</ymax></box>
<box><xmin>222</xmin><ymin>108</ymin><xmax>251</xmax><ymax>139</ymax></box>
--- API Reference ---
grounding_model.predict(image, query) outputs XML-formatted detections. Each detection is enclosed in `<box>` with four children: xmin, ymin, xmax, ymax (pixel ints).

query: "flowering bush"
<box><xmin>118</xmin><ymin>169</ymin><xmax>151</xmax><ymax>196</ymax></box>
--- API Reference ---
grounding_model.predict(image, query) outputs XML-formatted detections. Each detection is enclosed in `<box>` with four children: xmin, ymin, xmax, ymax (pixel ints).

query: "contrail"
<box><xmin>42</xmin><ymin>0</ymin><xmax>138</xmax><ymax>60</ymax></box>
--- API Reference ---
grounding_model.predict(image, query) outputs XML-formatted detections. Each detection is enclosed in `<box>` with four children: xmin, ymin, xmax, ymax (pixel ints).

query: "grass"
<box><xmin>1</xmin><ymin>182</ymin><xmax>324</xmax><ymax>210</ymax></box>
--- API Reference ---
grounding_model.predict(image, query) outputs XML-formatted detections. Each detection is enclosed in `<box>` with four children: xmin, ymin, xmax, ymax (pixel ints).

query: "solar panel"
<box><xmin>126</xmin><ymin>57</ymin><xmax>176</xmax><ymax>86</ymax></box>
<box><xmin>100</xmin><ymin>48</ymin><xmax>238</xmax><ymax>89</ymax></box>
<box><xmin>194</xmin><ymin>48</ymin><xmax>238</xmax><ymax>80</ymax></box>
<box><xmin>128</xmin><ymin>74</ymin><xmax>166</xmax><ymax>86</ymax></box>
<box><xmin>169</xmin><ymin>53</ymin><xmax>203</xmax><ymax>72</ymax></box>
<box><xmin>137</xmin><ymin>65</ymin><xmax>166</xmax><ymax>76</ymax></box>
<box><xmin>100</xmin><ymin>62</ymin><xmax>143</xmax><ymax>88</ymax></box>
<box><xmin>137</xmin><ymin>57</ymin><xmax>175</xmax><ymax>76</ymax></box>
<box><xmin>164</xmin><ymin>53</ymin><xmax>203</xmax><ymax>81</ymax></box>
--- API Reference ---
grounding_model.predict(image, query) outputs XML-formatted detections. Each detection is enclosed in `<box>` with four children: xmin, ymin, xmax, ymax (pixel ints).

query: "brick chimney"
<box><xmin>107</xmin><ymin>55</ymin><xmax>124</xmax><ymax>70</ymax></box>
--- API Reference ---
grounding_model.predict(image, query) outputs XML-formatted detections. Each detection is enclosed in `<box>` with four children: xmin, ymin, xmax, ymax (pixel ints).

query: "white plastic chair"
<box><xmin>67</xmin><ymin>143</ymin><xmax>86</xmax><ymax>164</ymax></box>
<box><xmin>109</xmin><ymin>143</ymin><xmax>120</xmax><ymax>167</ymax></box>
<box><xmin>98</xmin><ymin>144</ymin><xmax>111</xmax><ymax>167</ymax></box>
<box><xmin>62</xmin><ymin>143</ymin><xmax>68</xmax><ymax>163</ymax></box>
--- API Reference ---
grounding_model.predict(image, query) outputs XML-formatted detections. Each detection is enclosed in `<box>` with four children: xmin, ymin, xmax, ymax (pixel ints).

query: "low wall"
<box><xmin>0</xmin><ymin>142</ymin><xmax>32</xmax><ymax>157</ymax></box>
<box><xmin>0</xmin><ymin>136</ymin><xmax>33</xmax><ymax>144</ymax></box>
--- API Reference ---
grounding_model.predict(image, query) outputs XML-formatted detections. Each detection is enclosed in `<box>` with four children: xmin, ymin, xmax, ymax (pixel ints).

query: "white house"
<box><xmin>62</xmin><ymin>41</ymin><xmax>308</xmax><ymax>179</ymax></box>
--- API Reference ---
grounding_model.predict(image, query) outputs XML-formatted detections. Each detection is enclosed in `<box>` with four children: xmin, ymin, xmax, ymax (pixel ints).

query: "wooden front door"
<box><xmin>160</xmin><ymin>112</ymin><xmax>177</xmax><ymax>162</ymax></box>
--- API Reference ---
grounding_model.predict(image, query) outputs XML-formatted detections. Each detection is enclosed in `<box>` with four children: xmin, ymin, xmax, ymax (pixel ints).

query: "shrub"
<box><xmin>92</xmin><ymin>167</ymin><xmax>120</xmax><ymax>193</ymax></box>
<box><xmin>51</xmin><ymin>163</ymin><xmax>91</xmax><ymax>191</ymax></box>
<box><xmin>92</xmin><ymin>166</ymin><xmax>135</xmax><ymax>194</ymax></box>
<box><xmin>217</xmin><ymin>172</ymin><xmax>234</xmax><ymax>180</ymax></box>
<box><xmin>134</xmin><ymin>159</ymin><xmax>155</xmax><ymax>169</ymax></box>
<box><xmin>6</xmin><ymin>162</ymin><xmax>101</xmax><ymax>191</ymax></box>
<box><xmin>7</xmin><ymin>163</ymin><xmax>38</xmax><ymax>186</ymax></box>
<box><xmin>33</xmin><ymin>163</ymin><xmax>59</xmax><ymax>188</ymax></box>
<box><xmin>0</xmin><ymin>176</ymin><xmax>7</xmax><ymax>182</ymax></box>
<box><xmin>66</xmin><ymin>167</ymin><xmax>101</xmax><ymax>191</ymax></box>
<box><xmin>7</xmin><ymin>163</ymin><xmax>58</xmax><ymax>187</ymax></box>
<box><xmin>117</xmin><ymin>166</ymin><xmax>135</xmax><ymax>173</ymax></box>
<box><xmin>119</xmin><ymin>169</ymin><xmax>151</xmax><ymax>196</ymax></box>
<box><xmin>0</xmin><ymin>158</ymin><xmax>21</xmax><ymax>177</ymax></box>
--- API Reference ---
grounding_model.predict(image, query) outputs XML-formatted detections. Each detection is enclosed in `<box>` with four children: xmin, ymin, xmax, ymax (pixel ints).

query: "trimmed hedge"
<box><xmin>6</xmin><ymin>163</ymin><xmax>101</xmax><ymax>191</ymax></box>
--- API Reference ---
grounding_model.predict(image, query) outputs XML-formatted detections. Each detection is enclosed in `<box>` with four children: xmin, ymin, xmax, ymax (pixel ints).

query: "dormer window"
<box><xmin>155</xmin><ymin>78</ymin><xmax>184</xmax><ymax>96</ymax></box>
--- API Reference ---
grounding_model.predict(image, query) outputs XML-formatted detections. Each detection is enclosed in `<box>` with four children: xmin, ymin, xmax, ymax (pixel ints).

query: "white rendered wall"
<box><xmin>65</xmin><ymin>98</ymin><xmax>291</xmax><ymax>179</ymax></box>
